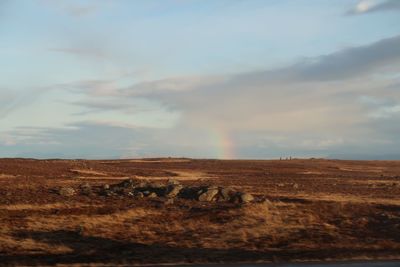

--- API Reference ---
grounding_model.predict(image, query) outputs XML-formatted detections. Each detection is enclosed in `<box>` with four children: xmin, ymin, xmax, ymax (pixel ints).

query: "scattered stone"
<box><xmin>136</xmin><ymin>180</ymin><xmax>150</xmax><ymax>188</ymax></box>
<box><xmin>117</xmin><ymin>178</ymin><xmax>137</xmax><ymax>189</ymax></box>
<box><xmin>196</xmin><ymin>188</ymin><xmax>206</xmax><ymax>196</ymax></box>
<box><xmin>198</xmin><ymin>188</ymin><xmax>219</xmax><ymax>202</ymax></box>
<box><xmin>59</xmin><ymin>187</ymin><xmax>75</xmax><ymax>197</ymax></box>
<box><xmin>80</xmin><ymin>183</ymin><xmax>92</xmax><ymax>196</ymax></box>
<box><xmin>239</xmin><ymin>192</ymin><xmax>254</xmax><ymax>203</ymax></box>
<box><xmin>149</xmin><ymin>181</ymin><xmax>165</xmax><ymax>189</ymax></box>
<box><xmin>135</xmin><ymin>192</ymin><xmax>144</xmax><ymax>198</ymax></box>
<box><xmin>178</xmin><ymin>186</ymin><xmax>203</xmax><ymax>200</ymax></box>
<box><xmin>293</xmin><ymin>183</ymin><xmax>299</xmax><ymax>189</ymax></box>
<box><xmin>164</xmin><ymin>198</ymin><xmax>174</xmax><ymax>205</ymax></box>
<box><xmin>148</xmin><ymin>192</ymin><xmax>157</xmax><ymax>198</ymax></box>
<box><xmin>121</xmin><ymin>187</ymin><xmax>133</xmax><ymax>196</ymax></box>
<box><xmin>165</xmin><ymin>184</ymin><xmax>183</xmax><ymax>198</ymax></box>
<box><xmin>220</xmin><ymin>187</ymin><xmax>235</xmax><ymax>201</ymax></box>
<box><xmin>260</xmin><ymin>198</ymin><xmax>273</xmax><ymax>206</ymax></box>
<box><xmin>55</xmin><ymin>179</ymin><xmax>258</xmax><ymax>205</ymax></box>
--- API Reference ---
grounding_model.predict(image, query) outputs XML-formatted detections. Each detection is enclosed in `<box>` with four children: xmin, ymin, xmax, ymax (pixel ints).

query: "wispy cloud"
<box><xmin>48</xmin><ymin>48</ymin><xmax>108</xmax><ymax>59</ymax></box>
<box><xmin>40</xmin><ymin>0</ymin><xmax>99</xmax><ymax>18</ymax></box>
<box><xmin>346</xmin><ymin>0</ymin><xmax>400</xmax><ymax>15</ymax></box>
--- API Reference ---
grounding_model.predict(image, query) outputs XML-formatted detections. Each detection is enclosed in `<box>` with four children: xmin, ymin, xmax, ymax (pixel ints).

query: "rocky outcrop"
<box><xmin>58</xmin><ymin>178</ymin><xmax>258</xmax><ymax>204</ymax></box>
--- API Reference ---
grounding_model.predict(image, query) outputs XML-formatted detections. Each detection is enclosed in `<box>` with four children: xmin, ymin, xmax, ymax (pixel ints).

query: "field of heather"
<box><xmin>0</xmin><ymin>158</ymin><xmax>400</xmax><ymax>266</ymax></box>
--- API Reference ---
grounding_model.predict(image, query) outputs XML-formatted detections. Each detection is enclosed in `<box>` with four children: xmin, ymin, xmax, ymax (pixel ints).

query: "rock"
<box><xmin>122</xmin><ymin>188</ymin><xmax>133</xmax><ymax>195</ymax></box>
<box><xmin>239</xmin><ymin>193</ymin><xmax>254</xmax><ymax>203</ymax></box>
<box><xmin>104</xmin><ymin>190</ymin><xmax>113</xmax><ymax>197</ymax></box>
<box><xmin>118</xmin><ymin>178</ymin><xmax>137</xmax><ymax>188</ymax></box>
<box><xmin>165</xmin><ymin>184</ymin><xmax>183</xmax><ymax>198</ymax></box>
<box><xmin>80</xmin><ymin>183</ymin><xmax>92</xmax><ymax>196</ymax></box>
<box><xmin>103</xmin><ymin>184</ymin><xmax>110</xmax><ymax>190</ymax></box>
<box><xmin>164</xmin><ymin>198</ymin><xmax>174</xmax><ymax>205</ymax></box>
<box><xmin>220</xmin><ymin>187</ymin><xmax>235</xmax><ymax>201</ymax></box>
<box><xmin>149</xmin><ymin>181</ymin><xmax>165</xmax><ymax>189</ymax></box>
<box><xmin>59</xmin><ymin>187</ymin><xmax>75</xmax><ymax>197</ymax></box>
<box><xmin>135</xmin><ymin>192</ymin><xmax>144</xmax><ymax>198</ymax></box>
<box><xmin>198</xmin><ymin>188</ymin><xmax>219</xmax><ymax>202</ymax></box>
<box><xmin>260</xmin><ymin>198</ymin><xmax>273</xmax><ymax>206</ymax></box>
<box><xmin>143</xmin><ymin>191</ymin><xmax>150</xmax><ymax>196</ymax></box>
<box><xmin>148</xmin><ymin>192</ymin><xmax>157</xmax><ymax>198</ymax></box>
<box><xmin>197</xmin><ymin>188</ymin><xmax>206</xmax><ymax>196</ymax></box>
<box><xmin>293</xmin><ymin>183</ymin><xmax>299</xmax><ymax>189</ymax></box>
<box><xmin>136</xmin><ymin>180</ymin><xmax>150</xmax><ymax>188</ymax></box>
<box><xmin>178</xmin><ymin>186</ymin><xmax>202</xmax><ymax>200</ymax></box>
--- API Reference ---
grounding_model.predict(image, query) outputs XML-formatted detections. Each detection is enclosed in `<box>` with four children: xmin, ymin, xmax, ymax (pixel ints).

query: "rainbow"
<box><xmin>206</xmin><ymin>126</ymin><xmax>235</xmax><ymax>159</ymax></box>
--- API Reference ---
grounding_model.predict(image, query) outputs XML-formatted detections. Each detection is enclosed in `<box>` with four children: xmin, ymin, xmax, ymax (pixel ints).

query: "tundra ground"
<box><xmin>0</xmin><ymin>158</ymin><xmax>399</xmax><ymax>266</ymax></box>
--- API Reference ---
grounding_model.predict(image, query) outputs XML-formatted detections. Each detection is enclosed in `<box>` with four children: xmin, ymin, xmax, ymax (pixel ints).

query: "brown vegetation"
<box><xmin>0</xmin><ymin>158</ymin><xmax>400</xmax><ymax>265</ymax></box>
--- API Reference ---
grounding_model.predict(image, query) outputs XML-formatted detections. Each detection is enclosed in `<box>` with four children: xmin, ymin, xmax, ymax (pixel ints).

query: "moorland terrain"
<box><xmin>0</xmin><ymin>158</ymin><xmax>400</xmax><ymax>266</ymax></box>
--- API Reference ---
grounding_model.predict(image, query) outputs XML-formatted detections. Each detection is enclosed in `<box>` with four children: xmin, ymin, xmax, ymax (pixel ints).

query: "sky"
<box><xmin>0</xmin><ymin>0</ymin><xmax>400</xmax><ymax>159</ymax></box>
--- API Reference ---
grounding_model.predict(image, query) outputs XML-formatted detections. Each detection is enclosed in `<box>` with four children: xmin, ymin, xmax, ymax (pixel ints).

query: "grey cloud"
<box><xmin>40</xmin><ymin>0</ymin><xmax>99</xmax><ymax>18</ymax></box>
<box><xmin>118</xmin><ymin>36</ymin><xmax>400</xmax><ymax>130</ymax></box>
<box><xmin>48</xmin><ymin>48</ymin><xmax>108</xmax><ymax>60</ymax></box>
<box><xmin>65</xmin><ymin>5</ymin><xmax>97</xmax><ymax>17</ymax></box>
<box><xmin>124</xmin><ymin>34</ymin><xmax>400</xmax><ymax>101</ymax></box>
<box><xmin>247</xmin><ymin>34</ymin><xmax>400</xmax><ymax>82</ymax></box>
<box><xmin>69</xmin><ymin>99</ymin><xmax>155</xmax><ymax>115</ymax></box>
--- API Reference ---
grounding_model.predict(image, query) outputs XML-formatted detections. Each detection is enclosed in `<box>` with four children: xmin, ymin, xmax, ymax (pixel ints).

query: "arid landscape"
<box><xmin>0</xmin><ymin>158</ymin><xmax>400</xmax><ymax>266</ymax></box>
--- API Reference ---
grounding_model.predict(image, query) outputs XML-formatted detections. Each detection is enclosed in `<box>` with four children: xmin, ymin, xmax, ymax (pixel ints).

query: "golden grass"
<box><xmin>338</xmin><ymin>166</ymin><xmax>387</xmax><ymax>173</ymax></box>
<box><xmin>70</xmin><ymin>169</ymin><xmax>109</xmax><ymax>176</ymax></box>
<box><xmin>0</xmin><ymin>173</ymin><xmax>16</xmax><ymax>179</ymax></box>
<box><xmin>0</xmin><ymin>203</ymin><xmax>101</xmax><ymax>211</ymax></box>
<box><xmin>134</xmin><ymin>170</ymin><xmax>216</xmax><ymax>181</ymax></box>
<box><xmin>269</xmin><ymin>192</ymin><xmax>400</xmax><ymax>205</ymax></box>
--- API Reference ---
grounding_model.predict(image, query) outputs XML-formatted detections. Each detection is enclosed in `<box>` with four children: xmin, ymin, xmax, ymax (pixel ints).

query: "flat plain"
<box><xmin>0</xmin><ymin>158</ymin><xmax>399</xmax><ymax>266</ymax></box>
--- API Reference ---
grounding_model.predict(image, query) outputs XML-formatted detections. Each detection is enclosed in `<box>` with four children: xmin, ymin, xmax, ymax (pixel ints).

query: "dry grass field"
<box><xmin>0</xmin><ymin>158</ymin><xmax>400</xmax><ymax>266</ymax></box>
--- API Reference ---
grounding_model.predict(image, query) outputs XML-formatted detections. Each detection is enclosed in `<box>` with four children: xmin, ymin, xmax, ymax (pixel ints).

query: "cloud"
<box><xmin>346</xmin><ymin>0</ymin><xmax>400</xmax><ymax>15</ymax></box>
<box><xmin>64</xmin><ymin>5</ymin><xmax>97</xmax><ymax>17</ymax></box>
<box><xmin>0</xmin><ymin>88</ymin><xmax>51</xmax><ymax>119</ymax></box>
<box><xmin>110</xmin><ymin>35</ymin><xmax>400</xmax><ymax>133</ymax></box>
<box><xmin>122</xmin><ymin>34</ymin><xmax>400</xmax><ymax>100</ymax></box>
<box><xmin>3</xmin><ymin>35</ymin><xmax>400</xmax><ymax>159</ymax></box>
<box><xmin>48</xmin><ymin>48</ymin><xmax>108</xmax><ymax>60</ymax></box>
<box><xmin>40</xmin><ymin>0</ymin><xmax>99</xmax><ymax>18</ymax></box>
<box><xmin>0</xmin><ymin>122</ymin><xmax>228</xmax><ymax>159</ymax></box>
<box><xmin>252</xmin><ymin>34</ymin><xmax>400</xmax><ymax>82</ymax></box>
